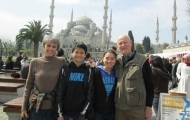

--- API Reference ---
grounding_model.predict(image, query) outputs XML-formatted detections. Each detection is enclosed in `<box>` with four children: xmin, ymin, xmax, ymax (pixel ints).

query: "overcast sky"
<box><xmin>0</xmin><ymin>0</ymin><xmax>189</xmax><ymax>45</ymax></box>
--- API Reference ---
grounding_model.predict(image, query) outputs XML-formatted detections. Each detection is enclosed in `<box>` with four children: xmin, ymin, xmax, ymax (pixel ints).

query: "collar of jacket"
<box><xmin>69</xmin><ymin>61</ymin><xmax>88</xmax><ymax>68</ymax></box>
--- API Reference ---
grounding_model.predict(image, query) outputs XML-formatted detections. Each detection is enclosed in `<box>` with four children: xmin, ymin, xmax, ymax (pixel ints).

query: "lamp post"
<box><xmin>107</xmin><ymin>40</ymin><xmax>110</xmax><ymax>50</ymax></box>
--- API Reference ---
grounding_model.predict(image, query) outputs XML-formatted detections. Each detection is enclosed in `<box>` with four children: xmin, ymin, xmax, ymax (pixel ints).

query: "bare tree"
<box><xmin>0</xmin><ymin>37</ymin><xmax>9</xmax><ymax>57</ymax></box>
<box><xmin>187</xmin><ymin>0</ymin><xmax>190</xmax><ymax>21</ymax></box>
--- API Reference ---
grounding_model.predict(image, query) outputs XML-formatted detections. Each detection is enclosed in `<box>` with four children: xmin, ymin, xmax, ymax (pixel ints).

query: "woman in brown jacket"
<box><xmin>21</xmin><ymin>35</ymin><xmax>67</xmax><ymax>120</ymax></box>
<box><xmin>151</xmin><ymin>56</ymin><xmax>172</xmax><ymax>117</ymax></box>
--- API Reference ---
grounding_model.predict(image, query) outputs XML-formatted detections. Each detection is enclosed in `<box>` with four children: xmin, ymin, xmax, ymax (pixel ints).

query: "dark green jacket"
<box><xmin>114</xmin><ymin>53</ymin><xmax>153</xmax><ymax>110</ymax></box>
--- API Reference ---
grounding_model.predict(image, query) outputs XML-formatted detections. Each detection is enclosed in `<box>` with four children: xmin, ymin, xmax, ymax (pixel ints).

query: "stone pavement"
<box><xmin>0</xmin><ymin>103</ymin><xmax>8</xmax><ymax>120</ymax></box>
<box><xmin>0</xmin><ymin>102</ymin><xmax>157</xmax><ymax>120</ymax></box>
<box><xmin>150</xmin><ymin>109</ymin><xmax>157</xmax><ymax>120</ymax></box>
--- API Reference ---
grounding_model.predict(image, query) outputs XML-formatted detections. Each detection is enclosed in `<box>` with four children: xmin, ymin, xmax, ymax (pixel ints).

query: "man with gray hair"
<box><xmin>169</xmin><ymin>57</ymin><xmax>181</xmax><ymax>90</ymax></box>
<box><xmin>114</xmin><ymin>34</ymin><xmax>154</xmax><ymax>120</ymax></box>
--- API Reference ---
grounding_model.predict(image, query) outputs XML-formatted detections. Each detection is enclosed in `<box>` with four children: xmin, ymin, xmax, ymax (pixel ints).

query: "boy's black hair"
<box><xmin>72</xmin><ymin>42</ymin><xmax>87</xmax><ymax>54</ymax></box>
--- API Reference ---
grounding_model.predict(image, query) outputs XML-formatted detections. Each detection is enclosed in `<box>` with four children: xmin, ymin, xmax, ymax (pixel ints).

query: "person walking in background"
<box><xmin>21</xmin><ymin>55</ymin><xmax>29</xmax><ymax>66</ymax></box>
<box><xmin>177</xmin><ymin>54</ymin><xmax>190</xmax><ymax>97</ymax></box>
<box><xmin>56</xmin><ymin>42</ymin><xmax>93</xmax><ymax>120</ymax></box>
<box><xmin>20</xmin><ymin>54</ymin><xmax>29</xmax><ymax>79</ymax></box>
<box><xmin>169</xmin><ymin>57</ymin><xmax>181</xmax><ymax>90</ymax></box>
<box><xmin>20</xmin><ymin>61</ymin><xmax>30</xmax><ymax>79</ymax></box>
<box><xmin>93</xmin><ymin>50</ymin><xmax>117</xmax><ymax>120</ymax></box>
<box><xmin>176</xmin><ymin>57</ymin><xmax>185</xmax><ymax>82</ymax></box>
<box><xmin>5</xmin><ymin>55</ymin><xmax>14</xmax><ymax>69</ymax></box>
<box><xmin>56</xmin><ymin>48</ymin><xmax>64</xmax><ymax>57</ymax></box>
<box><xmin>84</xmin><ymin>52</ymin><xmax>96</xmax><ymax>67</ymax></box>
<box><xmin>14</xmin><ymin>52</ymin><xmax>23</xmax><ymax>69</ymax></box>
<box><xmin>151</xmin><ymin>56</ymin><xmax>172</xmax><ymax>117</ymax></box>
<box><xmin>21</xmin><ymin>35</ymin><xmax>67</xmax><ymax>120</ymax></box>
<box><xmin>114</xmin><ymin>35</ymin><xmax>154</xmax><ymax>120</ymax></box>
<box><xmin>0</xmin><ymin>56</ymin><xmax>4</xmax><ymax>69</ymax></box>
<box><xmin>163</xmin><ymin>58</ymin><xmax>172</xmax><ymax>75</ymax></box>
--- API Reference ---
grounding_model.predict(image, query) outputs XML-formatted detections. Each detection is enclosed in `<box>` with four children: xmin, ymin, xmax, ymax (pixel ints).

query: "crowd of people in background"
<box><xmin>145</xmin><ymin>52</ymin><xmax>190</xmax><ymax>117</ymax></box>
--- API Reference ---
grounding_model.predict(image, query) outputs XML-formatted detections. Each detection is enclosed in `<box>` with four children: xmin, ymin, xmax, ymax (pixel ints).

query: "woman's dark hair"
<box><xmin>103</xmin><ymin>49</ymin><xmax>117</xmax><ymax>58</ymax></box>
<box><xmin>6</xmin><ymin>56</ymin><xmax>13</xmax><ymax>64</ymax></box>
<box><xmin>72</xmin><ymin>42</ymin><xmax>87</xmax><ymax>54</ymax></box>
<box><xmin>152</xmin><ymin>56</ymin><xmax>167</xmax><ymax>73</ymax></box>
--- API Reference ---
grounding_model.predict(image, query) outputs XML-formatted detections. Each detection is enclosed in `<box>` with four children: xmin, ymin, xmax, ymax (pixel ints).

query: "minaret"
<box><xmin>172</xmin><ymin>0</ymin><xmax>177</xmax><ymax>44</ymax></box>
<box><xmin>102</xmin><ymin>0</ymin><xmax>108</xmax><ymax>46</ymax></box>
<box><xmin>155</xmin><ymin>17</ymin><xmax>159</xmax><ymax>43</ymax></box>
<box><xmin>49</xmin><ymin>0</ymin><xmax>55</xmax><ymax>32</ymax></box>
<box><xmin>107</xmin><ymin>9</ymin><xmax>112</xmax><ymax>49</ymax></box>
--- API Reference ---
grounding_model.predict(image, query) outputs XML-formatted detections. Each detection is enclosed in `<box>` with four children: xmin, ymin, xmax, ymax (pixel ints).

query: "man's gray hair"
<box><xmin>42</xmin><ymin>35</ymin><xmax>60</xmax><ymax>50</ymax></box>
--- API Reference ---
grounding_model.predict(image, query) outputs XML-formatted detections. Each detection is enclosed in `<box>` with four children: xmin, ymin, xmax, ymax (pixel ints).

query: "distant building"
<box><xmin>56</xmin><ymin>14</ymin><xmax>104</xmax><ymax>51</ymax></box>
<box><xmin>163</xmin><ymin>0</ymin><xmax>190</xmax><ymax>55</ymax></box>
<box><xmin>48</xmin><ymin>0</ymin><xmax>114</xmax><ymax>59</ymax></box>
<box><xmin>163</xmin><ymin>39</ymin><xmax>190</xmax><ymax>53</ymax></box>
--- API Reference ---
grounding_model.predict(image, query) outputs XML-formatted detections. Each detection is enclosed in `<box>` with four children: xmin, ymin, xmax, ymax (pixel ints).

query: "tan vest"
<box><xmin>114</xmin><ymin>53</ymin><xmax>147</xmax><ymax>110</ymax></box>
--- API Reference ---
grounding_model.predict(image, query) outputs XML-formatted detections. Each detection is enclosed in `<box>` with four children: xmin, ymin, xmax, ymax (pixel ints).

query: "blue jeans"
<box><xmin>169</xmin><ymin>77</ymin><xmax>178</xmax><ymax>90</ymax></box>
<box><xmin>63</xmin><ymin>113</ymin><xmax>85</xmax><ymax>120</ymax></box>
<box><xmin>29</xmin><ymin>108</ymin><xmax>53</xmax><ymax>120</ymax></box>
<box><xmin>152</xmin><ymin>97</ymin><xmax>159</xmax><ymax>117</ymax></box>
<box><xmin>95</xmin><ymin>113</ymin><xmax>115</xmax><ymax>120</ymax></box>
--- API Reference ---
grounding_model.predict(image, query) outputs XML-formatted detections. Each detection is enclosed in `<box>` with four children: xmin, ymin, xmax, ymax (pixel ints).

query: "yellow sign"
<box><xmin>163</xmin><ymin>96</ymin><xmax>184</xmax><ymax>110</ymax></box>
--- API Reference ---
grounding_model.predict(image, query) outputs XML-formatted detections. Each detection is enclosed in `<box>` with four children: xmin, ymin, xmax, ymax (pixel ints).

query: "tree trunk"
<box><xmin>33</xmin><ymin>42</ymin><xmax>39</xmax><ymax>57</ymax></box>
<box><xmin>5</xmin><ymin>48</ymin><xmax>7</xmax><ymax>58</ymax></box>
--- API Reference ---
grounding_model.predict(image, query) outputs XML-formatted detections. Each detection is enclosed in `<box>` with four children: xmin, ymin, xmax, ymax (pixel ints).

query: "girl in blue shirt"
<box><xmin>93</xmin><ymin>49</ymin><xmax>117</xmax><ymax>120</ymax></box>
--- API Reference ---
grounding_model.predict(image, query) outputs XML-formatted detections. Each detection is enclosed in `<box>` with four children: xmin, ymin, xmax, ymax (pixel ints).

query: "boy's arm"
<box><xmin>81</xmin><ymin>68</ymin><xmax>94</xmax><ymax>114</ymax></box>
<box><xmin>56</xmin><ymin>69</ymin><xmax>64</xmax><ymax>118</ymax></box>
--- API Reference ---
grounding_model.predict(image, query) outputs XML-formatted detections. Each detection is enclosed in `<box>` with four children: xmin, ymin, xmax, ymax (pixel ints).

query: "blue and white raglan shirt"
<box><xmin>97</xmin><ymin>66</ymin><xmax>115</xmax><ymax>98</ymax></box>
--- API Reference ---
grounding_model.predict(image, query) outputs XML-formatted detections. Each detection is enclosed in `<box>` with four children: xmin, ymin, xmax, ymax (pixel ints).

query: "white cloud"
<box><xmin>0</xmin><ymin>11</ymin><xmax>50</xmax><ymax>42</ymax></box>
<box><xmin>110</xmin><ymin>0</ymin><xmax>189</xmax><ymax>43</ymax></box>
<box><xmin>0</xmin><ymin>12</ymin><xmax>30</xmax><ymax>41</ymax></box>
<box><xmin>56</xmin><ymin>0</ymin><xmax>82</xmax><ymax>4</ymax></box>
<box><xmin>52</xmin><ymin>18</ymin><xmax>69</xmax><ymax>34</ymax></box>
<box><xmin>0</xmin><ymin>0</ymin><xmax>189</xmax><ymax>45</ymax></box>
<box><xmin>40</xmin><ymin>0</ymin><xmax>111</xmax><ymax>5</ymax></box>
<box><xmin>39</xmin><ymin>0</ymin><xmax>115</xmax><ymax>8</ymax></box>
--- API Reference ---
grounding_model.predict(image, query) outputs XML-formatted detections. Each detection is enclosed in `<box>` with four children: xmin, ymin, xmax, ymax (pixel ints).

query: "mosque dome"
<box><xmin>94</xmin><ymin>31</ymin><xmax>101</xmax><ymax>37</ymax></box>
<box><xmin>90</xmin><ymin>22</ymin><xmax>96</xmax><ymax>30</ymax></box>
<box><xmin>73</xmin><ymin>31</ymin><xmax>81</xmax><ymax>35</ymax></box>
<box><xmin>73</xmin><ymin>25</ymin><xmax>88</xmax><ymax>32</ymax></box>
<box><xmin>75</xmin><ymin>16</ymin><xmax>93</xmax><ymax>25</ymax></box>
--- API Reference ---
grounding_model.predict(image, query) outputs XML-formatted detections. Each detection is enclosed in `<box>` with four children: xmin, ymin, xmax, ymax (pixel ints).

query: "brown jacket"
<box><xmin>152</xmin><ymin>67</ymin><xmax>172</xmax><ymax>97</ymax></box>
